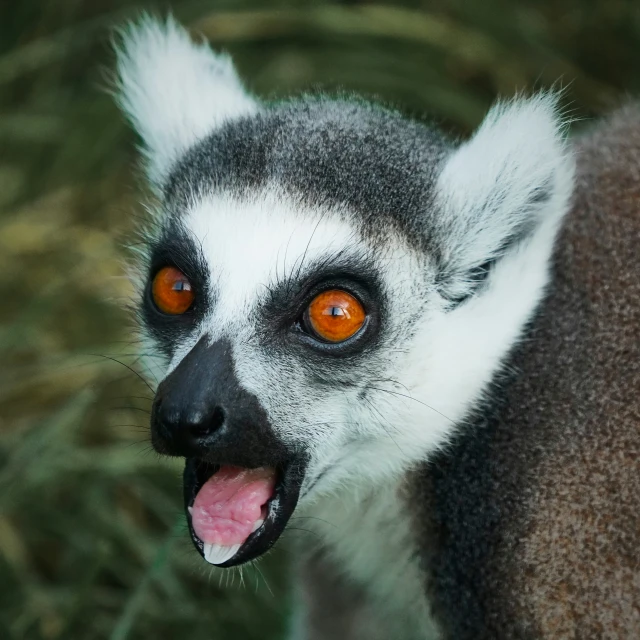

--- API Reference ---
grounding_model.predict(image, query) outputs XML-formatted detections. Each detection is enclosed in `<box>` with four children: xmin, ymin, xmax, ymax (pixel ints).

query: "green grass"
<box><xmin>1</xmin><ymin>1</ymin><xmax>639</xmax><ymax>638</ymax></box>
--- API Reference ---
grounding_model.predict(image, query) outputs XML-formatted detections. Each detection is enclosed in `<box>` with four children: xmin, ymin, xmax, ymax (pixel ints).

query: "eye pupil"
<box><xmin>306</xmin><ymin>290</ymin><xmax>366</xmax><ymax>343</ymax></box>
<box><xmin>152</xmin><ymin>266</ymin><xmax>195</xmax><ymax>315</ymax></box>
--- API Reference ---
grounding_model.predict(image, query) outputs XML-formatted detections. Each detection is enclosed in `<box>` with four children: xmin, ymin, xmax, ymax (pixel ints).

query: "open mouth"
<box><xmin>183</xmin><ymin>458</ymin><xmax>305</xmax><ymax>567</ymax></box>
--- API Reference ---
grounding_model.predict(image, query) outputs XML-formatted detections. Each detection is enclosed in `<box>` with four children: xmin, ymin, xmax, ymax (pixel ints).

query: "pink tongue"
<box><xmin>191</xmin><ymin>466</ymin><xmax>276</xmax><ymax>546</ymax></box>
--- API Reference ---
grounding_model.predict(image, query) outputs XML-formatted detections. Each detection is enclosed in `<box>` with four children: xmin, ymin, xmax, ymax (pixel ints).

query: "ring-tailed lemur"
<box><xmin>113</xmin><ymin>17</ymin><xmax>640</xmax><ymax>639</ymax></box>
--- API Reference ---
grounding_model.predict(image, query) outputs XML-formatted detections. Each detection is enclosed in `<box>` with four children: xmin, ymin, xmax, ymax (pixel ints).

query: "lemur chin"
<box><xmin>113</xmin><ymin>16</ymin><xmax>640</xmax><ymax>639</ymax></box>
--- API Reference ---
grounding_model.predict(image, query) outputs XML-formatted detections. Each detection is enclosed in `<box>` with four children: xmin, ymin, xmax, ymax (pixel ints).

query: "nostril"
<box><xmin>188</xmin><ymin>406</ymin><xmax>226</xmax><ymax>440</ymax></box>
<box><xmin>190</xmin><ymin>423</ymin><xmax>211</xmax><ymax>438</ymax></box>
<box><xmin>211</xmin><ymin>406</ymin><xmax>225</xmax><ymax>431</ymax></box>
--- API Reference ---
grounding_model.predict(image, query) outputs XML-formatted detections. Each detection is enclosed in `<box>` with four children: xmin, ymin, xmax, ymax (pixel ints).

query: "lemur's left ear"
<box><xmin>114</xmin><ymin>15</ymin><xmax>258</xmax><ymax>189</ymax></box>
<box><xmin>434</xmin><ymin>94</ymin><xmax>574</xmax><ymax>300</ymax></box>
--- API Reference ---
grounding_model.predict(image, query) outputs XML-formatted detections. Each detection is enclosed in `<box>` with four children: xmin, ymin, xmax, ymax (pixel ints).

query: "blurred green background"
<box><xmin>1</xmin><ymin>1</ymin><xmax>639</xmax><ymax>638</ymax></box>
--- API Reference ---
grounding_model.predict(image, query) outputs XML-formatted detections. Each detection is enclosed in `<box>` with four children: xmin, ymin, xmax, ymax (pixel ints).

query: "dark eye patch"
<box><xmin>139</xmin><ymin>222</ymin><xmax>212</xmax><ymax>360</ymax></box>
<box><xmin>255</xmin><ymin>251</ymin><xmax>385</xmax><ymax>358</ymax></box>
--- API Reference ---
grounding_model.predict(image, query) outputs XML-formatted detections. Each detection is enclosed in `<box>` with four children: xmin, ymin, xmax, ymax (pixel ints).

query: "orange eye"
<box><xmin>151</xmin><ymin>266</ymin><xmax>194</xmax><ymax>315</ymax></box>
<box><xmin>305</xmin><ymin>289</ymin><xmax>366</xmax><ymax>343</ymax></box>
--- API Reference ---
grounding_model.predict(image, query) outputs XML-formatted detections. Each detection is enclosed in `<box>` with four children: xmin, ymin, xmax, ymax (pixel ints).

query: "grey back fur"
<box><xmin>413</xmin><ymin>106</ymin><xmax>640</xmax><ymax>639</ymax></box>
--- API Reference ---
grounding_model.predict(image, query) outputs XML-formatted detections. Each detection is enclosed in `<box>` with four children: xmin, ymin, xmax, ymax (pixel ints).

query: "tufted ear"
<box><xmin>433</xmin><ymin>93</ymin><xmax>574</xmax><ymax>301</ymax></box>
<box><xmin>114</xmin><ymin>15</ymin><xmax>259</xmax><ymax>189</ymax></box>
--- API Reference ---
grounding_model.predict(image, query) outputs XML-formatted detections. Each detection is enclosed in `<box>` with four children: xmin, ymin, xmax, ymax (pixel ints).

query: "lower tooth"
<box><xmin>251</xmin><ymin>519</ymin><xmax>264</xmax><ymax>533</ymax></box>
<box><xmin>202</xmin><ymin>543</ymin><xmax>241</xmax><ymax>566</ymax></box>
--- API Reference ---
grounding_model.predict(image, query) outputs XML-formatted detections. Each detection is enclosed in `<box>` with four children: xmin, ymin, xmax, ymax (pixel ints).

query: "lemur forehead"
<box><xmin>163</xmin><ymin>97</ymin><xmax>452</xmax><ymax>250</ymax></box>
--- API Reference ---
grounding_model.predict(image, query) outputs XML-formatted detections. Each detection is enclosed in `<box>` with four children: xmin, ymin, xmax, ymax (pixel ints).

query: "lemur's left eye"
<box><xmin>151</xmin><ymin>266</ymin><xmax>194</xmax><ymax>315</ymax></box>
<box><xmin>303</xmin><ymin>289</ymin><xmax>366</xmax><ymax>343</ymax></box>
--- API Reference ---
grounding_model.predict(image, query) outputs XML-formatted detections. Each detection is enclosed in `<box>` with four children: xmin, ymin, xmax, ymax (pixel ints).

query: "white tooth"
<box><xmin>251</xmin><ymin>519</ymin><xmax>264</xmax><ymax>533</ymax></box>
<box><xmin>202</xmin><ymin>543</ymin><xmax>241</xmax><ymax>566</ymax></box>
<box><xmin>187</xmin><ymin>506</ymin><xmax>193</xmax><ymax>515</ymax></box>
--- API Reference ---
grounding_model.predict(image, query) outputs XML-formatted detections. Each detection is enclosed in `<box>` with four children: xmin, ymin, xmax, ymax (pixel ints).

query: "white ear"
<box><xmin>434</xmin><ymin>93</ymin><xmax>574</xmax><ymax>298</ymax></box>
<box><xmin>114</xmin><ymin>15</ymin><xmax>259</xmax><ymax>188</ymax></box>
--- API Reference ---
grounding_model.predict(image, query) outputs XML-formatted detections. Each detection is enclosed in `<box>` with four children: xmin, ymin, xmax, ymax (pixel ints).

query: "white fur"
<box><xmin>436</xmin><ymin>93</ymin><xmax>572</xmax><ymax>299</ymax></box>
<box><xmin>114</xmin><ymin>15</ymin><xmax>258</xmax><ymax>188</ymax></box>
<box><xmin>177</xmin><ymin>188</ymin><xmax>448</xmax><ymax>482</ymax></box>
<box><xmin>306</xmin><ymin>481</ymin><xmax>441</xmax><ymax>639</ymax></box>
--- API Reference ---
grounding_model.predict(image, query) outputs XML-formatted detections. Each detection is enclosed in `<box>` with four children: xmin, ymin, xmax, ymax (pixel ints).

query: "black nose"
<box><xmin>153</xmin><ymin>398</ymin><xmax>226</xmax><ymax>455</ymax></box>
<box><xmin>151</xmin><ymin>337</ymin><xmax>287</xmax><ymax>467</ymax></box>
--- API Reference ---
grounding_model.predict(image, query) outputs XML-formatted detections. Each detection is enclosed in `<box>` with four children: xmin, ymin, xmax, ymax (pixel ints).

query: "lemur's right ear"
<box><xmin>114</xmin><ymin>15</ymin><xmax>258</xmax><ymax>189</ymax></box>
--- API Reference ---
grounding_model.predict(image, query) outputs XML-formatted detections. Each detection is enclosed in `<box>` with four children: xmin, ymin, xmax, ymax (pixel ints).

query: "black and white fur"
<box><xmin>114</xmin><ymin>17</ymin><xmax>640</xmax><ymax>639</ymax></box>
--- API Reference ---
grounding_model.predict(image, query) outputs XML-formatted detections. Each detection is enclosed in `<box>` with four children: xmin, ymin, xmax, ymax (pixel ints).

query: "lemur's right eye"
<box><xmin>152</xmin><ymin>266</ymin><xmax>194</xmax><ymax>315</ymax></box>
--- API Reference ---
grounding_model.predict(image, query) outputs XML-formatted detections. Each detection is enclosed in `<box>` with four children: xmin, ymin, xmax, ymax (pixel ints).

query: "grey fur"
<box><xmin>165</xmin><ymin>97</ymin><xmax>451</xmax><ymax>257</ymax></box>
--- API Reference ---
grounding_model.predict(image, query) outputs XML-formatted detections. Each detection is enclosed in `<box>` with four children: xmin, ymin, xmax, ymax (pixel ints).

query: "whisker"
<box><xmin>290</xmin><ymin>515</ymin><xmax>337</xmax><ymax>529</ymax></box>
<box><xmin>368</xmin><ymin>386</ymin><xmax>455</xmax><ymax>424</ymax></box>
<box><xmin>253</xmin><ymin>563</ymin><xmax>274</xmax><ymax>597</ymax></box>
<box><xmin>87</xmin><ymin>353</ymin><xmax>155</xmax><ymax>394</ymax></box>
<box><xmin>369</xmin><ymin>377</ymin><xmax>411</xmax><ymax>394</ymax></box>
<box><xmin>284</xmin><ymin>526</ymin><xmax>323</xmax><ymax>541</ymax></box>
<box><xmin>293</xmin><ymin>210</ymin><xmax>328</xmax><ymax>284</ymax></box>
<box><xmin>363</xmin><ymin>396</ymin><xmax>405</xmax><ymax>455</ymax></box>
<box><xmin>109</xmin><ymin>406</ymin><xmax>151</xmax><ymax>414</ymax></box>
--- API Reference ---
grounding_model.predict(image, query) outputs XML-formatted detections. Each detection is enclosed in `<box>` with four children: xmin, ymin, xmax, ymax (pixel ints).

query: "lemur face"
<box><xmin>142</xmin><ymin>116</ymin><xmax>451</xmax><ymax>567</ymax></box>
<box><xmin>116</xmin><ymin>18</ymin><xmax>573</xmax><ymax>568</ymax></box>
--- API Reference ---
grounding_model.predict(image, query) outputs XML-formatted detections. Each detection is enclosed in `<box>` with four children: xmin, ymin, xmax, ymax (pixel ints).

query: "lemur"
<box><xmin>114</xmin><ymin>17</ymin><xmax>640</xmax><ymax>639</ymax></box>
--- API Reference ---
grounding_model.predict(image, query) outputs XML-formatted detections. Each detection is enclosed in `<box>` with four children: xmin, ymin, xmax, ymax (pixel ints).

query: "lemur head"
<box><xmin>115</xmin><ymin>17</ymin><xmax>574</xmax><ymax>568</ymax></box>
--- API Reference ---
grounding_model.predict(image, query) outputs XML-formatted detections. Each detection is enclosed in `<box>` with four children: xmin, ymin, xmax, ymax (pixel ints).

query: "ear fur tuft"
<box><xmin>114</xmin><ymin>15</ymin><xmax>259</xmax><ymax>188</ymax></box>
<box><xmin>435</xmin><ymin>93</ymin><xmax>574</xmax><ymax>299</ymax></box>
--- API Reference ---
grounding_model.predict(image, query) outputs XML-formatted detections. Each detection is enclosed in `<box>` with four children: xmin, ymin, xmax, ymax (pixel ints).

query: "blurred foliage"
<box><xmin>0</xmin><ymin>0</ymin><xmax>639</xmax><ymax>638</ymax></box>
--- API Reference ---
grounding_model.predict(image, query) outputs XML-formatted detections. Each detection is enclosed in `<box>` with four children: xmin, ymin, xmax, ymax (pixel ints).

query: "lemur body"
<box><xmin>295</xmin><ymin>106</ymin><xmax>640</xmax><ymax>639</ymax></box>
<box><xmin>114</xmin><ymin>18</ymin><xmax>640</xmax><ymax>639</ymax></box>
